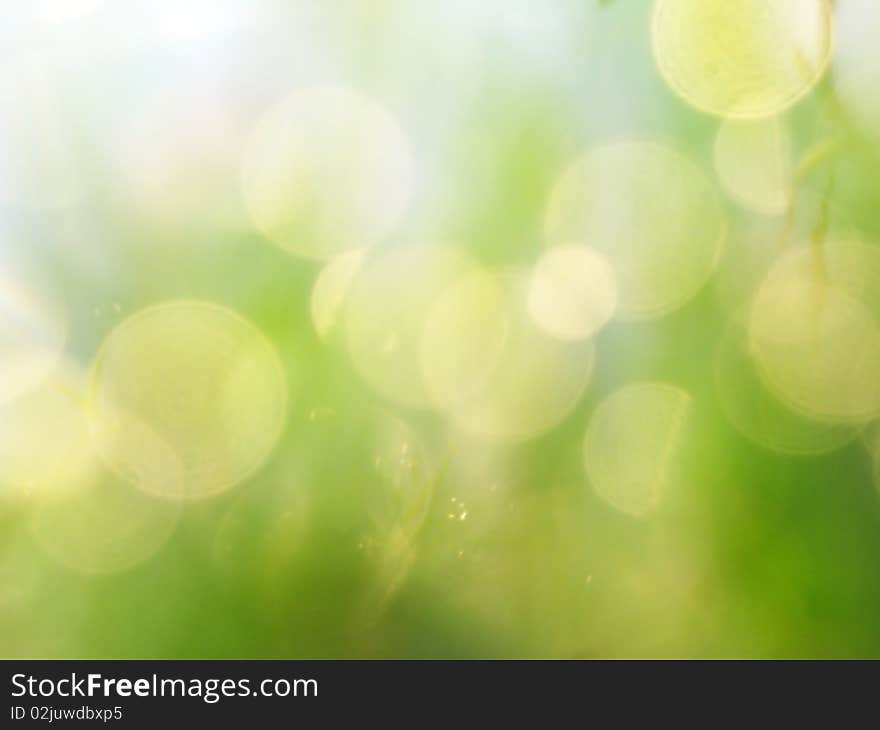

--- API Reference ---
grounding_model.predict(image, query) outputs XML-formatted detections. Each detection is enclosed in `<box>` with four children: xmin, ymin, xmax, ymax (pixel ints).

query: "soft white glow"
<box><xmin>117</xmin><ymin>75</ymin><xmax>250</xmax><ymax>233</ymax></box>
<box><xmin>0</xmin><ymin>56</ymin><xmax>83</xmax><ymax>209</ymax></box>
<box><xmin>242</xmin><ymin>86</ymin><xmax>415</xmax><ymax>260</ymax></box>
<box><xmin>0</xmin><ymin>268</ymin><xmax>67</xmax><ymax>405</ymax></box>
<box><xmin>31</xmin><ymin>472</ymin><xmax>181</xmax><ymax>575</ymax></box>
<box><xmin>30</xmin><ymin>0</ymin><xmax>104</xmax><ymax>24</ymax></box>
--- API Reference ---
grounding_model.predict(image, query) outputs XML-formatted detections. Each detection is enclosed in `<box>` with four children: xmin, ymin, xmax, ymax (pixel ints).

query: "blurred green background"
<box><xmin>2</xmin><ymin>0</ymin><xmax>880</xmax><ymax>659</ymax></box>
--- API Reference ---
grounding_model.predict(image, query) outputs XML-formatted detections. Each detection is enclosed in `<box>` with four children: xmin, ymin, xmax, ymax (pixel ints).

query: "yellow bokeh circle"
<box><xmin>90</xmin><ymin>300</ymin><xmax>287</xmax><ymax>499</ymax></box>
<box><xmin>652</xmin><ymin>0</ymin><xmax>833</xmax><ymax>119</ymax></box>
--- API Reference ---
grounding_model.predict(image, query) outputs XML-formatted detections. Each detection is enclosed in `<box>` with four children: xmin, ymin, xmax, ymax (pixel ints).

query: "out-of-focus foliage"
<box><xmin>2</xmin><ymin>0</ymin><xmax>880</xmax><ymax>659</ymax></box>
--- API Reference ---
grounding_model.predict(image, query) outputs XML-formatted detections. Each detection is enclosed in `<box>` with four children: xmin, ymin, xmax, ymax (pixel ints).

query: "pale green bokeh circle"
<box><xmin>31</xmin><ymin>473</ymin><xmax>181</xmax><ymax>576</ymax></box>
<box><xmin>714</xmin><ymin>117</ymin><xmax>792</xmax><ymax>215</ymax></box>
<box><xmin>584</xmin><ymin>382</ymin><xmax>692</xmax><ymax>517</ymax></box>
<box><xmin>652</xmin><ymin>0</ymin><xmax>833</xmax><ymax>119</ymax></box>
<box><xmin>0</xmin><ymin>271</ymin><xmax>67</xmax><ymax>405</ymax></box>
<box><xmin>422</xmin><ymin>268</ymin><xmax>594</xmax><ymax>443</ymax></box>
<box><xmin>749</xmin><ymin>242</ymin><xmax>880</xmax><ymax>425</ymax></box>
<box><xmin>545</xmin><ymin>141</ymin><xmax>724</xmax><ymax>320</ymax></box>
<box><xmin>311</xmin><ymin>248</ymin><xmax>366</xmax><ymax>340</ymax></box>
<box><xmin>715</xmin><ymin>322</ymin><xmax>854</xmax><ymax>455</ymax></box>
<box><xmin>527</xmin><ymin>244</ymin><xmax>618</xmax><ymax>340</ymax></box>
<box><xmin>90</xmin><ymin>300</ymin><xmax>288</xmax><ymax>499</ymax></box>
